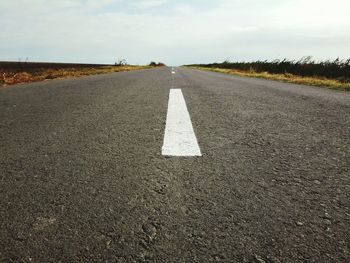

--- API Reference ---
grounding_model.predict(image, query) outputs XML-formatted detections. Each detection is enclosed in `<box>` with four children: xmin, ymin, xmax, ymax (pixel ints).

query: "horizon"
<box><xmin>1</xmin><ymin>0</ymin><xmax>349</xmax><ymax>66</ymax></box>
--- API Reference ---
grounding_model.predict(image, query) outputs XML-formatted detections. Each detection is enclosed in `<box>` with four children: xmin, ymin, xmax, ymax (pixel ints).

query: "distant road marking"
<box><xmin>162</xmin><ymin>89</ymin><xmax>202</xmax><ymax>156</ymax></box>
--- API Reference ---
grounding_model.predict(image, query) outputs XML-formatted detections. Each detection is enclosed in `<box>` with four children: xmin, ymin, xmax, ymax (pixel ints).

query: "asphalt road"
<box><xmin>1</xmin><ymin>67</ymin><xmax>349</xmax><ymax>262</ymax></box>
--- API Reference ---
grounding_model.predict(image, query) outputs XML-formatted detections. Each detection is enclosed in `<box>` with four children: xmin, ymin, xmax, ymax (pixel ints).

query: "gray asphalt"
<box><xmin>1</xmin><ymin>67</ymin><xmax>350</xmax><ymax>262</ymax></box>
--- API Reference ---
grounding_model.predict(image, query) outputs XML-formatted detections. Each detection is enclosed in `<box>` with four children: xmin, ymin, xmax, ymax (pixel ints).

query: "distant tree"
<box><xmin>149</xmin><ymin>61</ymin><xmax>165</xmax><ymax>67</ymax></box>
<box><xmin>115</xmin><ymin>59</ymin><xmax>127</xmax><ymax>66</ymax></box>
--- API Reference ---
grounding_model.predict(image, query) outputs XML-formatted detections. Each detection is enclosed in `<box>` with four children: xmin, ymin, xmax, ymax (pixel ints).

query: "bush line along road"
<box><xmin>1</xmin><ymin>67</ymin><xmax>350</xmax><ymax>262</ymax></box>
<box><xmin>0</xmin><ymin>62</ymin><xmax>154</xmax><ymax>86</ymax></box>
<box><xmin>187</xmin><ymin>58</ymin><xmax>350</xmax><ymax>91</ymax></box>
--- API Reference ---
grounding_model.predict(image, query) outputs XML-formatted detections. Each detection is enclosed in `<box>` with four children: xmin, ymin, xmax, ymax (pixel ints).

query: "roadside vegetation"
<box><xmin>0</xmin><ymin>62</ymin><xmax>156</xmax><ymax>87</ymax></box>
<box><xmin>188</xmin><ymin>57</ymin><xmax>350</xmax><ymax>90</ymax></box>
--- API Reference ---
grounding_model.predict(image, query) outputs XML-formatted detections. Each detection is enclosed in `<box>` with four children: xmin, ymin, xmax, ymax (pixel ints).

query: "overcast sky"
<box><xmin>0</xmin><ymin>0</ymin><xmax>349</xmax><ymax>65</ymax></box>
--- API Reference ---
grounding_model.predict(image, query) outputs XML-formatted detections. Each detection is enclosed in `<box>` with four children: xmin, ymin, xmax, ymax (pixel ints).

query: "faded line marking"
<box><xmin>162</xmin><ymin>89</ymin><xmax>202</xmax><ymax>157</ymax></box>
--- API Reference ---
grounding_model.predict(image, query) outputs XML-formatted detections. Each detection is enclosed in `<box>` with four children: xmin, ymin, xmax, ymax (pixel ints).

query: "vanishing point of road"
<box><xmin>1</xmin><ymin>67</ymin><xmax>349</xmax><ymax>262</ymax></box>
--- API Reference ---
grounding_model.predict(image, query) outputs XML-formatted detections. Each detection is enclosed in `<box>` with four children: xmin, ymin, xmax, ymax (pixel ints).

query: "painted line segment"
<box><xmin>162</xmin><ymin>89</ymin><xmax>202</xmax><ymax>157</ymax></box>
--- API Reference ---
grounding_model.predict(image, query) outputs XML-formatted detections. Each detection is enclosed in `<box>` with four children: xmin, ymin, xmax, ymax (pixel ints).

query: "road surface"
<box><xmin>1</xmin><ymin>67</ymin><xmax>349</xmax><ymax>262</ymax></box>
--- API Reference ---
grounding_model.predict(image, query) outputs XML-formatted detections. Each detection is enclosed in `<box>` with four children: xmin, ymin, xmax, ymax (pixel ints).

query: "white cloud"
<box><xmin>136</xmin><ymin>0</ymin><xmax>168</xmax><ymax>9</ymax></box>
<box><xmin>0</xmin><ymin>0</ymin><xmax>349</xmax><ymax>65</ymax></box>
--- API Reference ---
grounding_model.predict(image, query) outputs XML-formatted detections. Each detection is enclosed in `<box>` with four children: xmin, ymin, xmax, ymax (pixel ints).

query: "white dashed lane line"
<box><xmin>162</xmin><ymin>89</ymin><xmax>202</xmax><ymax>157</ymax></box>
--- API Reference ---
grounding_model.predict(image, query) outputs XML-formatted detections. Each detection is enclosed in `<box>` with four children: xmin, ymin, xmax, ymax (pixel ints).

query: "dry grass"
<box><xmin>189</xmin><ymin>66</ymin><xmax>350</xmax><ymax>91</ymax></box>
<box><xmin>0</xmin><ymin>65</ymin><xmax>152</xmax><ymax>87</ymax></box>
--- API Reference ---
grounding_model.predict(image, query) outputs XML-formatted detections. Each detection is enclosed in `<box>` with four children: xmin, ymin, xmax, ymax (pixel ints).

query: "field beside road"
<box><xmin>0</xmin><ymin>61</ymin><xmax>153</xmax><ymax>86</ymax></box>
<box><xmin>188</xmin><ymin>59</ymin><xmax>350</xmax><ymax>91</ymax></box>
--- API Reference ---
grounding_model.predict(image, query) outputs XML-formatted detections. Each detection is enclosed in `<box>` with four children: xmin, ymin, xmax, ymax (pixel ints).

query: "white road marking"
<box><xmin>162</xmin><ymin>89</ymin><xmax>202</xmax><ymax>156</ymax></box>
